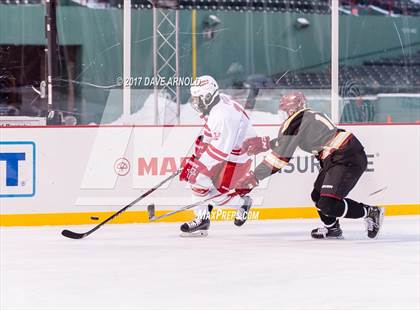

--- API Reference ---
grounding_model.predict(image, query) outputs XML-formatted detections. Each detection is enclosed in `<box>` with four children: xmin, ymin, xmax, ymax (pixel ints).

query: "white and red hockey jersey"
<box><xmin>199</xmin><ymin>94</ymin><xmax>256</xmax><ymax>170</ymax></box>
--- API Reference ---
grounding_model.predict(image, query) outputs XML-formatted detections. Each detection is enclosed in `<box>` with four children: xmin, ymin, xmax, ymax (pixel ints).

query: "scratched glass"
<box><xmin>338</xmin><ymin>3</ymin><xmax>420</xmax><ymax>124</ymax></box>
<box><xmin>0</xmin><ymin>1</ymin><xmax>418</xmax><ymax>125</ymax></box>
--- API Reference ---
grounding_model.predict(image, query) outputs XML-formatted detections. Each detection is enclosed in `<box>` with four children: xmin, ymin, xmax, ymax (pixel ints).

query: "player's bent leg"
<box><xmin>179</xmin><ymin>179</ymin><xmax>214</xmax><ymax>237</ymax></box>
<box><xmin>311</xmin><ymin>171</ymin><xmax>340</xmax><ymax>235</ymax></box>
<box><xmin>311</xmin><ymin>189</ymin><xmax>337</xmax><ymax>228</ymax></box>
<box><xmin>210</xmin><ymin>193</ymin><xmax>253</xmax><ymax>226</ymax></box>
<box><xmin>312</xmin><ymin>196</ymin><xmax>345</xmax><ymax>239</ymax></box>
<box><xmin>337</xmin><ymin>197</ymin><xmax>384</xmax><ymax>238</ymax></box>
<box><xmin>365</xmin><ymin>206</ymin><xmax>385</xmax><ymax>239</ymax></box>
<box><xmin>317</xmin><ymin>196</ymin><xmax>347</xmax><ymax>218</ymax></box>
<box><xmin>190</xmin><ymin>184</ymin><xmax>212</xmax><ymax>218</ymax></box>
<box><xmin>215</xmin><ymin>160</ymin><xmax>254</xmax><ymax>227</ymax></box>
<box><xmin>313</xmin><ymin>195</ymin><xmax>385</xmax><ymax>239</ymax></box>
<box><xmin>234</xmin><ymin>196</ymin><xmax>253</xmax><ymax>227</ymax></box>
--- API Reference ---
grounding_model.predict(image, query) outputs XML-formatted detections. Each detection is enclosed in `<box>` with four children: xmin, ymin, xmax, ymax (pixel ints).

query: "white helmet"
<box><xmin>190</xmin><ymin>75</ymin><xmax>220</xmax><ymax>115</ymax></box>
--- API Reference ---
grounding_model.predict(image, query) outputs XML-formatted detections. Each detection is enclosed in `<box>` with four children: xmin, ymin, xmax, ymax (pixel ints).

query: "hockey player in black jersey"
<box><xmin>235</xmin><ymin>92</ymin><xmax>384</xmax><ymax>239</ymax></box>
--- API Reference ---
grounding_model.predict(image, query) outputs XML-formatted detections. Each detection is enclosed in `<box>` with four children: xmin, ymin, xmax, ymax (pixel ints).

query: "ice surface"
<box><xmin>1</xmin><ymin>216</ymin><xmax>419</xmax><ymax>310</ymax></box>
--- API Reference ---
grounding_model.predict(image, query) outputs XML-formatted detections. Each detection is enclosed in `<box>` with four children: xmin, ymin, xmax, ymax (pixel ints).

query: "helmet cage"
<box><xmin>191</xmin><ymin>89</ymin><xmax>219</xmax><ymax>115</ymax></box>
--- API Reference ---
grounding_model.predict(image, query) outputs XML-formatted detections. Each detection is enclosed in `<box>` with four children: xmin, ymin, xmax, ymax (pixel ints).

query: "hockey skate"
<box><xmin>180</xmin><ymin>217</ymin><xmax>210</xmax><ymax>237</ymax></box>
<box><xmin>311</xmin><ymin>221</ymin><xmax>343</xmax><ymax>239</ymax></box>
<box><xmin>365</xmin><ymin>206</ymin><xmax>384</xmax><ymax>239</ymax></box>
<box><xmin>180</xmin><ymin>205</ymin><xmax>213</xmax><ymax>237</ymax></box>
<box><xmin>234</xmin><ymin>196</ymin><xmax>253</xmax><ymax>227</ymax></box>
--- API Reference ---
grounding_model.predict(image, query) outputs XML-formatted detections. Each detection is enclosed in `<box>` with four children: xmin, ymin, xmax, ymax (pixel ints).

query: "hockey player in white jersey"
<box><xmin>179</xmin><ymin>75</ymin><xmax>256</xmax><ymax>236</ymax></box>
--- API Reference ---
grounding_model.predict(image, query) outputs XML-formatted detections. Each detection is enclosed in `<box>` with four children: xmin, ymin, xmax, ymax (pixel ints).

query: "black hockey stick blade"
<box><xmin>61</xmin><ymin>229</ymin><xmax>87</xmax><ymax>239</ymax></box>
<box><xmin>61</xmin><ymin>170</ymin><xmax>180</xmax><ymax>239</ymax></box>
<box><xmin>147</xmin><ymin>204</ymin><xmax>155</xmax><ymax>221</ymax></box>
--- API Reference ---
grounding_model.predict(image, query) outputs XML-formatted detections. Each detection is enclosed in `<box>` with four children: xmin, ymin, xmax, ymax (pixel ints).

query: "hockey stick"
<box><xmin>146</xmin><ymin>185</ymin><xmax>388</xmax><ymax>223</ymax></box>
<box><xmin>61</xmin><ymin>170</ymin><xmax>181</xmax><ymax>239</ymax></box>
<box><xmin>147</xmin><ymin>189</ymin><xmax>236</xmax><ymax>222</ymax></box>
<box><xmin>368</xmin><ymin>186</ymin><xmax>387</xmax><ymax>197</ymax></box>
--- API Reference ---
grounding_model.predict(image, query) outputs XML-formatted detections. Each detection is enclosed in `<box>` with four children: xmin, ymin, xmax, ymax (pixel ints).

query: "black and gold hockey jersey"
<box><xmin>254</xmin><ymin>108</ymin><xmax>364</xmax><ymax>180</ymax></box>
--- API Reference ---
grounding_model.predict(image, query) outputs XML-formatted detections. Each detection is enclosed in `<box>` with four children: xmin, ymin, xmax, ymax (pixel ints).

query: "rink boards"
<box><xmin>0</xmin><ymin>124</ymin><xmax>419</xmax><ymax>226</ymax></box>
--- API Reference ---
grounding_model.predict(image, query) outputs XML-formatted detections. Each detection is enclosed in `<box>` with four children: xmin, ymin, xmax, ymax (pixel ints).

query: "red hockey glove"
<box><xmin>234</xmin><ymin>171</ymin><xmax>259</xmax><ymax>197</ymax></box>
<box><xmin>194</xmin><ymin>135</ymin><xmax>208</xmax><ymax>159</ymax></box>
<box><xmin>242</xmin><ymin>136</ymin><xmax>270</xmax><ymax>155</ymax></box>
<box><xmin>179</xmin><ymin>156</ymin><xmax>208</xmax><ymax>184</ymax></box>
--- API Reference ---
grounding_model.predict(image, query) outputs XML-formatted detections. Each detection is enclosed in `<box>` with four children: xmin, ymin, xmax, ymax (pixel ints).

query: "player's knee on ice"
<box><xmin>316</xmin><ymin>196</ymin><xmax>345</xmax><ymax>218</ymax></box>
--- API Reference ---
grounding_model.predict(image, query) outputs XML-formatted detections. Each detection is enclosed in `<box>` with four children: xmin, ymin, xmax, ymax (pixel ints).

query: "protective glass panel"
<box><xmin>1</xmin><ymin>3</ymin><xmax>47</xmax><ymax>124</ymax></box>
<box><xmin>127</xmin><ymin>1</ymin><xmax>332</xmax><ymax>126</ymax></box>
<box><xmin>338</xmin><ymin>1</ymin><xmax>420</xmax><ymax>124</ymax></box>
<box><xmin>56</xmin><ymin>1</ymin><xmax>123</xmax><ymax>125</ymax></box>
<box><xmin>0</xmin><ymin>0</ymin><xmax>123</xmax><ymax>126</ymax></box>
